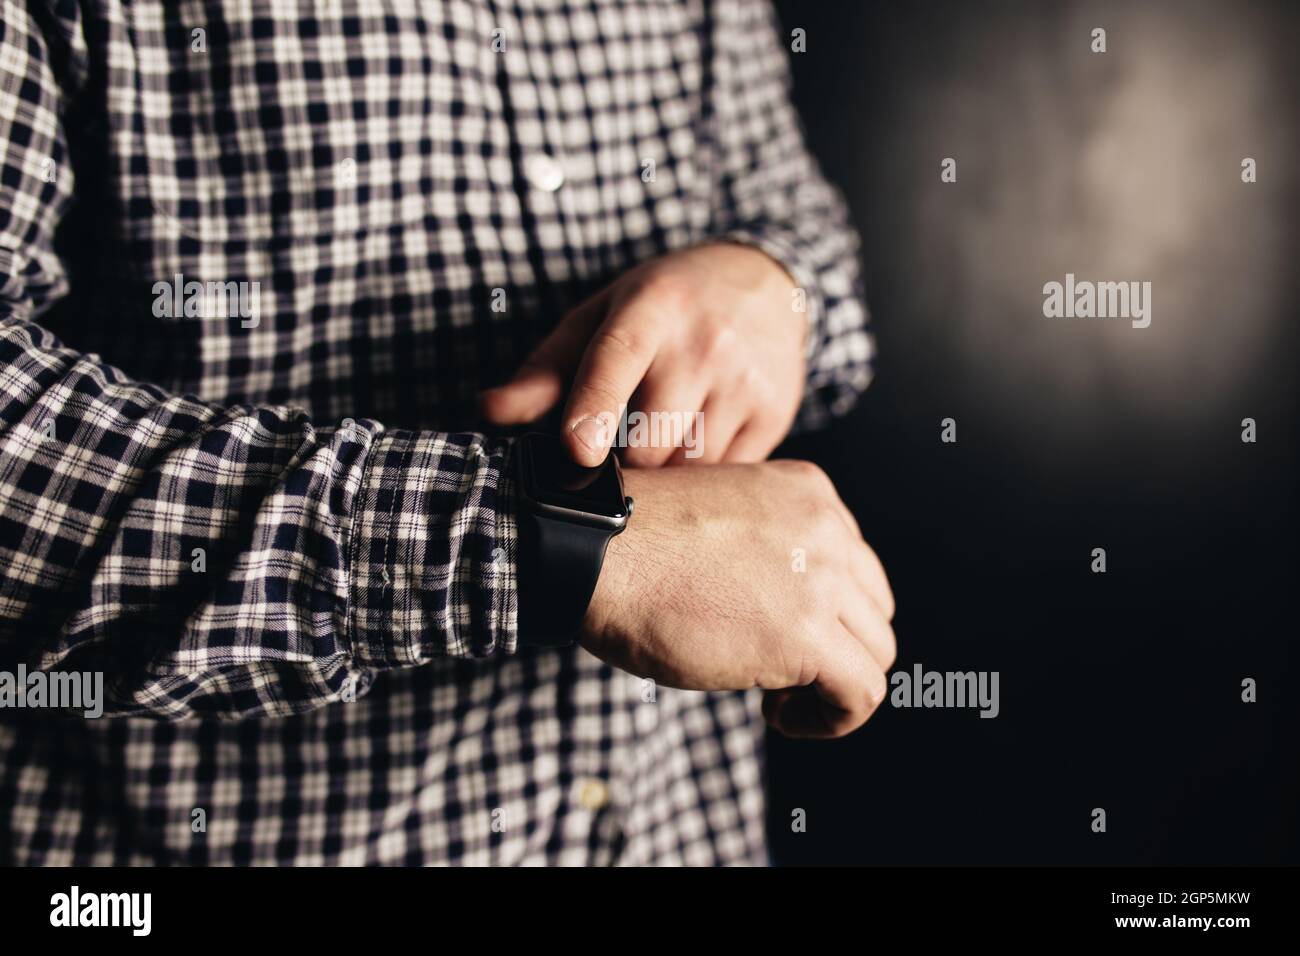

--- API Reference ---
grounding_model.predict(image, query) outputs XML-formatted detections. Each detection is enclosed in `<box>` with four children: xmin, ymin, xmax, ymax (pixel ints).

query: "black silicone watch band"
<box><xmin>516</xmin><ymin>509</ymin><xmax>614</xmax><ymax>647</ymax></box>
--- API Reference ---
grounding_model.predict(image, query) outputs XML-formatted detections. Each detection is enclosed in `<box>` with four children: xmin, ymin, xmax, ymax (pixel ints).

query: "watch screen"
<box><xmin>525</xmin><ymin>436</ymin><xmax>627</xmax><ymax>519</ymax></box>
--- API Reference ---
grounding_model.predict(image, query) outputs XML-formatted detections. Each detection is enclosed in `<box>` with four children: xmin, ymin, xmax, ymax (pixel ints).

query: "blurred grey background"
<box><xmin>769</xmin><ymin>0</ymin><xmax>1298</xmax><ymax>864</ymax></box>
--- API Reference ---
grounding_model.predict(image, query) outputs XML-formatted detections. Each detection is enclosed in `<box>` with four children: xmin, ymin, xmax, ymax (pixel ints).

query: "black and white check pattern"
<box><xmin>0</xmin><ymin>0</ymin><xmax>871</xmax><ymax>864</ymax></box>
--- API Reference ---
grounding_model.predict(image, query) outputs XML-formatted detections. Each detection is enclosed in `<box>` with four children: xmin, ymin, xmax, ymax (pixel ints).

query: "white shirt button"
<box><xmin>575</xmin><ymin>777</ymin><xmax>609</xmax><ymax>811</ymax></box>
<box><xmin>523</xmin><ymin>152</ymin><xmax>565</xmax><ymax>192</ymax></box>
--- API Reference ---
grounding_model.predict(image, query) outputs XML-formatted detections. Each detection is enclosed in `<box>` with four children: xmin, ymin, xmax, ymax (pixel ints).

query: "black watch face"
<box><xmin>524</xmin><ymin>435</ymin><xmax>627</xmax><ymax>519</ymax></box>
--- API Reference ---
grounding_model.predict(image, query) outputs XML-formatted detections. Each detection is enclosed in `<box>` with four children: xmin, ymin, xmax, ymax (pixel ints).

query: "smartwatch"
<box><xmin>514</xmin><ymin>432</ymin><xmax>633</xmax><ymax>647</ymax></box>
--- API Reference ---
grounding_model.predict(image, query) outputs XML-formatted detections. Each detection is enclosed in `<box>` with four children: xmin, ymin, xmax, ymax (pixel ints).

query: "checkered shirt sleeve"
<box><xmin>0</xmin><ymin>2</ymin><xmax>517</xmax><ymax>719</ymax></box>
<box><xmin>708</xmin><ymin>0</ymin><xmax>874</xmax><ymax>430</ymax></box>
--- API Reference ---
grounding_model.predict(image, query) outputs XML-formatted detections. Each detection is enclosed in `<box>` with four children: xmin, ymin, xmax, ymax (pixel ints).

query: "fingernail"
<box><xmin>571</xmin><ymin>415</ymin><xmax>609</xmax><ymax>453</ymax></box>
<box><xmin>869</xmin><ymin>670</ymin><xmax>889</xmax><ymax>707</ymax></box>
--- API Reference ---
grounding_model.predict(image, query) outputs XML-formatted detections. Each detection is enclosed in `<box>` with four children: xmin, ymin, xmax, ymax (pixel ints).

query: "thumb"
<box><xmin>480</xmin><ymin>290</ymin><xmax>610</xmax><ymax>425</ymax></box>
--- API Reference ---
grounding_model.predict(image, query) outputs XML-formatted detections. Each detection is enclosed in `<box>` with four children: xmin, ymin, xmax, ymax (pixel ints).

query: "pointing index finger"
<box><xmin>563</xmin><ymin>307</ymin><xmax>662</xmax><ymax>466</ymax></box>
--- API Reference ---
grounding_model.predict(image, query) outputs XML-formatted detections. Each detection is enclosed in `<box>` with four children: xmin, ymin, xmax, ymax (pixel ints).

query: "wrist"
<box><xmin>514</xmin><ymin>433</ymin><xmax>631</xmax><ymax>648</ymax></box>
<box><xmin>581</xmin><ymin>468</ymin><xmax>653</xmax><ymax>652</ymax></box>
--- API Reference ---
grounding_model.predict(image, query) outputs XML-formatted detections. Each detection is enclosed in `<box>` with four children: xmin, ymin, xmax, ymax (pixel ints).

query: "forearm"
<box><xmin>0</xmin><ymin>309</ymin><xmax>517</xmax><ymax>719</ymax></box>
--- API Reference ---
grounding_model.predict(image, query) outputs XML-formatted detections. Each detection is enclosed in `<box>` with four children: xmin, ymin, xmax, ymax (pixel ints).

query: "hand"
<box><xmin>582</xmin><ymin>460</ymin><xmax>896</xmax><ymax>739</ymax></box>
<box><xmin>481</xmin><ymin>242</ymin><xmax>807</xmax><ymax>467</ymax></box>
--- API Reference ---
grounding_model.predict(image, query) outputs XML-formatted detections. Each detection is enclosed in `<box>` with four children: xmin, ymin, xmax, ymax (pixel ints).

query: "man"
<box><xmin>0</xmin><ymin>0</ymin><xmax>894</xmax><ymax>865</ymax></box>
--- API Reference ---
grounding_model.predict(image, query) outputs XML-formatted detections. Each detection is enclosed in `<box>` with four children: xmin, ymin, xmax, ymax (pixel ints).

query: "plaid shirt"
<box><xmin>0</xmin><ymin>0</ymin><xmax>870</xmax><ymax>865</ymax></box>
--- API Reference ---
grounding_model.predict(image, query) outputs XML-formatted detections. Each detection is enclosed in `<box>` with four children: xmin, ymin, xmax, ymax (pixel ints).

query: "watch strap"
<box><xmin>516</xmin><ymin>509</ymin><xmax>615</xmax><ymax>648</ymax></box>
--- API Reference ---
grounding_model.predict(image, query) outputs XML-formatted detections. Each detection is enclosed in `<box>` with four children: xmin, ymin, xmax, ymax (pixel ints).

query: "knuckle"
<box><xmin>639</xmin><ymin>269</ymin><xmax>690</xmax><ymax>310</ymax></box>
<box><xmin>856</xmin><ymin>698</ymin><xmax>883</xmax><ymax>731</ymax></box>
<box><xmin>878</xmin><ymin>623</ymin><xmax>898</xmax><ymax>671</ymax></box>
<box><xmin>864</xmin><ymin>545</ymin><xmax>897</xmax><ymax>619</ymax></box>
<box><xmin>788</xmin><ymin>459</ymin><xmax>831</xmax><ymax>491</ymax></box>
<box><xmin>573</xmin><ymin>376</ymin><xmax>625</xmax><ymax>416</ymax></box>
<box><xmin>599</xmin><ymin>323</ymin><xmax>649</xmax><ymax>361</ymax></box>
<box><xmin>809</xmin><ymin>499</ymin><xmax>844</xmax><ymax>539</ymax></box>
<box><xmin>699</xmin><ymin>322</ymin><xmax>739</xmax><ymax>363</ymax></box>
<box><xmin>737</xmin><ymin>361</ymin><xmax>769</xmax><ymax>399</ymax></box>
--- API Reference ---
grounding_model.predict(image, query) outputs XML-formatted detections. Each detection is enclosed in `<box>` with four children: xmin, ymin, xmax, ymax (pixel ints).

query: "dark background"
<box><xmin>767</xmin><ymin>0</ymin><xmax>1298</xmax><ymax>864</ymax></box>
